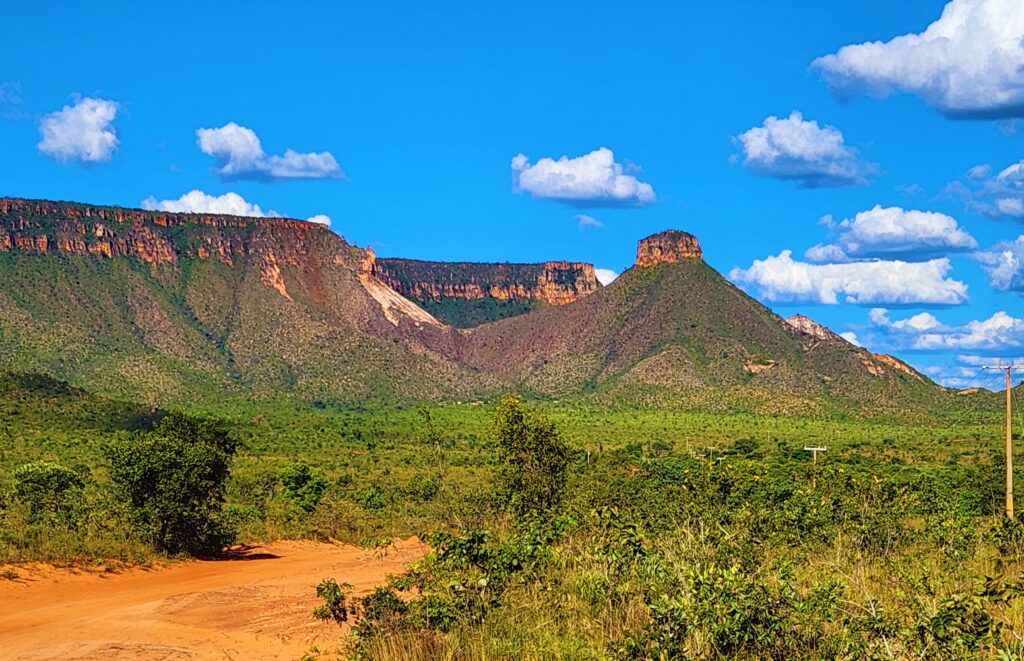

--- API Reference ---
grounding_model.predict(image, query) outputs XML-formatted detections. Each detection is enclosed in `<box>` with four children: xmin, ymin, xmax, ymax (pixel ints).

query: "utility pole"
<box><xmin>803</xmin><ymin>446</ymin><xmax>826</xmax><ymax>463</ymax></box>
<box><xmin>985</xmin><ymin>365</ymin><xmax>1016</xmax><ymax>519</ymax></box>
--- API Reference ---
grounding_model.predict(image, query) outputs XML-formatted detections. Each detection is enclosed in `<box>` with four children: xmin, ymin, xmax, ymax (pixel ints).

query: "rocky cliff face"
<box><xmin>0</xmin><ymin>198</ymin><xmax>339</xmax><ymax>268</ymax></box>
<box><xmin>635</xmin><ymin>230</ymin><xmax>702</xmax><ymax>267</ymax></box>
<box><xmin>0</xmin><ymin>198</ymin><xmax>375</xmax><ymax>304</ymax></box>
<box><xmin>785</xmin><ymin>314</ymin><xmax>845</xmax><ymax>342</ymax></box>
<box><xmin>374</xmin><ymin>258</ymin><xmax>600</xmax><ymax>305</ymax></box>
<box><xmin>784</xmin><ymin>313</ymin><xmax>925</xmax><ymax>381</ymax></box>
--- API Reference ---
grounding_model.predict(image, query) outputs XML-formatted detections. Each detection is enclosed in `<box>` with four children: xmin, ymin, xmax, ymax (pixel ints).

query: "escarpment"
<box><xmin>0</xmin><ymin>197</ymin><xmax>952</xmax><ymax>415</ymax></box>
<box><xmin>0</xmin><ymin>198</ymin><xmax>350</xmax><ymax>268</ymax></box>
<box><xmin>635</xmin><ymin>230</ymin><xmax>702</xmax><ymax>267</ymax></box>
<box><xmin>372</xmin><ymin>257</ymin><xmax>601</xmax><ymax>327</ymax></box>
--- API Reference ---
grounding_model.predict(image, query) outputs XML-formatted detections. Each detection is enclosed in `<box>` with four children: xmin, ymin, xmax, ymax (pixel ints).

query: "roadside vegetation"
<box><xmin>4</xmin><ymin>371</ymin><xmax>1024</xmax><ymax>657</ymax></box>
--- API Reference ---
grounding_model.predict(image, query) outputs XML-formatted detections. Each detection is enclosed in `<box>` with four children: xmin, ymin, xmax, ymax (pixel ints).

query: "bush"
<box><xmin>494</xmin><ymin>396</ymin><xmax>570</xmax><ymax>517</ymax></box>
<box><xmin>106</xmin><ymin>412</ymin><xmax>238</xmax><ymax>556</ymax></box>
<box><xmin>278</xmin><ymin>462</ymin><xmax>328</xmax><ymax>513</ymax></box>
<box><xmin>312</xmin><ymin>578</ymin><xmax>354</xmax><ymax>624</ymax></box>
<box><xmin>12</xmin><ymin>461</ymin><xmax>83</xmax><ymax>524</ymax></box>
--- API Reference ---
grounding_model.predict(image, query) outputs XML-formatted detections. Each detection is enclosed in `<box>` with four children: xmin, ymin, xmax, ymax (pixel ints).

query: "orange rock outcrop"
<box><xmin>635</xmin><ymin>230</ymin><xmax>702</xmax><ymax>267</ymax></box>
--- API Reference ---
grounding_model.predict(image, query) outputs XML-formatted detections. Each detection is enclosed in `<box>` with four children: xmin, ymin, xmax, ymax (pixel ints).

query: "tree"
<box><xmin>279</xmin><ymin>462</ymin><xmax>328</xmax><ymax>513</ymax></box>
<box><xmin>12</xmin><ymin>461</ymin><xmax>83</xmax><ymax>524</ymax></box>
<box><xmin>493</xmin><ymin>395</ymin><xmax>570</xmax><ymax>517</ymax></box>
<box><xmin>106</xmin><ymin>412</ymin><xmax>238</xmax><ymax>556</ymax></box>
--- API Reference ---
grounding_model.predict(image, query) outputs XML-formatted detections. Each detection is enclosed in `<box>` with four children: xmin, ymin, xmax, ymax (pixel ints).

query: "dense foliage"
<box><xmin>106</xmin><ymin>412</ymin><xmax>238</xmax><ymax>555</ymax></box>
<box><xmin>5</xmin><ymin>370</ymin><xmax>1024</xmax><ymax>658</ymax></box>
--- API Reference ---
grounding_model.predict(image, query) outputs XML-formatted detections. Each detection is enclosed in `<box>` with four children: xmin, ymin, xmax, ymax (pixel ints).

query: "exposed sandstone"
<box><xmin>784</xmin><ymin>314</ymin><xmax>844</xmax><ymax>342</ymax></box>
<box><xmin>372</xmin><ymin>258</ymin><xmax>600</xmax><ymax>307</ymax></box>
<box><xmin>0</xmin><ymin>198</ymin><xmax>350</xmax><ymax>300</ymax></box>
<box><xmin>635</xmin><ymin>230</ymin><xmax>702</xmax><ymax>267</ymax></box>
<box><xmin>0</xmin><ymin>198</ymin><xmax>327</xmax><ymax>268</ymax></box>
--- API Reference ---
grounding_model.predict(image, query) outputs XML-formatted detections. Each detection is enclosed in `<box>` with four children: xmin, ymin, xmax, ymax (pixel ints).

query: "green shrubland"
<box><xmin>5</xmin><ymin>373</ymin><xmax>1024</xmax><ymax>657</ymax></box>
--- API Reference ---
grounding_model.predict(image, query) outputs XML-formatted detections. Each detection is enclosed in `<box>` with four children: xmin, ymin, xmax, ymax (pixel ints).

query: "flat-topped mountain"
<box><xmin>635</xmin><ymin>230</ymin><xmax>703</xmax><ymax>266</ymax></box>
<box><xmin>372</xmin><ymin>257</ymin><xmax>600</xmax><ymax>327</ymax></box>
<box><xmin>0</xmin><ymin>197</ymin><xmax>474</xmax><ymax>404</ymax></box>
<box><xmin>0</xmin><ymin>199</ymin><xmax>955</xmax><ymax>416</ymax></box>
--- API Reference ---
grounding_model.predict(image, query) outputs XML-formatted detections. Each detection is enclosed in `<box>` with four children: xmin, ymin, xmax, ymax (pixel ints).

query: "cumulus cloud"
<box><xmin>37</xmin><ymin>97</ymin><xmax>119</xmax><ymax>163</ymax></box>
<box><xmin>306</xmin><ymin>214</ymin><xmax>332</xmax><ymax>227</ymax></box>
<box><xmin>804</xmin><ymin>205</ymin><xmax>976</xmax><ymax>262</ymax></box>
<box><xmin>576</xmin><ymin>214</ymin><xmax>604</xmax><ymax>230</ymax></box>
<box><xmin>840</xmin><ymin>331</ymin><xmax>862</xmax><ymax>346</ymax></box>
<box><xmin>869</xmin><ymin>308</ymin><xmax>941</xmax><ymax>332</ymax></box>
<box><xmin>950</xmin><ymin>157</ymin><xmax>1024</xmax><ymax>219</ymax></box>
<box><xmin>595</xmin><ymin>268</ymin><xmax>619</xmax><ymax>286</ymax></box>
<box><xmin>511</xmin><ymin>147</ymin><xmax>655</xmax><ymax>207</ymax></box>
<box><xmin>975</xmin><ymin>235</ymin><xmax>1024</xmax><ymax>290</ymax></box>
<box><xmin>812</xmin><ymin>0</ymin><xmax>1024</xmax><ymax>118</ymax></box>
<box><xmin>196</xmin><ymin>122</ymin><xmax>344</xmax><ymax>181</ymax></box>
<box><xmin>870</xmin><ymin>309</ymin><xmax>1024</xmax><ymax>352</ymax></box>
<box><xmin>729</xmin><ymin>251</ymin><xmax>968</xmax><ymax>305</ymax></box>
<box><xmin>141</xmin><ymin>189</ymin><xmax>331</xmax><ymax>227</ymax></box>
<box><xmin>733</xmin><ymin>111</ymin><xmax>873</xmax><ymax>188</ymax></box>
<box><xmin>142</xmin><ymin>190</ymin><xmax>270</xmax><ymax>217</ymax></box>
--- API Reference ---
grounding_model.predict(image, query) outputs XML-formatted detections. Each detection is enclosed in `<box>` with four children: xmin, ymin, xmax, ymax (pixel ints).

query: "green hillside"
<box><xmin>459</xmin><ymin>259</ymin><xmax>956</xmax><ymax>418</ymax></box>
<box><xmin>0</xmin><ymin>198</ymin><xmax>982</xmax><ymax>420</ymax></box>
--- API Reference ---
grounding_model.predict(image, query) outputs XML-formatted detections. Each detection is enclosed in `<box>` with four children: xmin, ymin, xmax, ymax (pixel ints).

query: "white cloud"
<box><xmin>196</xmin><ymin>122</ymin><xmax>344</xmax><ymax>181</ymax></box>
<box><xmin>975</xmin><ymin>235</ymin><xmax>1024</xmax><ymax>290</ymax></box>
<box><xmin>840</xmin><ymin>331</ymin><xmax>862</xmax><ymax>346</ymax></box>
<box><xmin>141</xmin><ymin>190</ymin><xmax>332</xmax><ymax>228</ymax></box>
<box><xmin>306</xmin><ymin>214</ymin><xmax>332</xmax><ymax>227</ymax></box>
<box><xmin>511</xmin><ymin>147</ymin><xmax>655</xmax><ymax>207</ymax></box>
<box><xmin>0</xmin><ymin>81</ymin><xmax>21</xmax><ymax>105</ymax></box>
<box><xmin>812</xmin><ymin>0</ymin><xmax>1024</xmax><ymax>118</ymax></box>
<box><xmin>947</xmin><ymin>157</ymin><xmax>1024</xmax><ymax>219</ymax></box>
<box><xmin>595</xmin><ymin>268</ymin><xmax>618</xmax><ymax>286</ymax></box>
<box><xmin>966</xmin><ymin>164</ymin><xmax>992</xmax><ymax>180</ymax></box>
<box><xmin>729</xmin><ymin>251</ymin><xmax>968</xmax><ymax>305</ymax></box>
<box><xmin>576</xmin><ymin>214</ymin><xmax>604</xmax><ymax>230</ymax></box>
<box><xmin>142</xmin><ymin>190</ymin><xmax>270</xmax><ymax>217</ymax></box>
<box><xmin>955</xmin><ymin>354</ymin><xmax>1024</xmax><ymax>366</ymax></box>
<box><xmin>804</xmin><ymin>205</ymin><xmax>976</xmax><ymax>262</ymax></box>
<box><xmin>733</xmin><ymin>111</ymin><xmax>872</xmax><ymax>188</ymax></box>
<box><xmin>869</xmin><ymin>308</ymin><xmax>941</xmax><ymax>332</ymax></box>
<box><xmin>37</xmin><ymin>97</ymin><xmax>118</xmax><ymax>163</ymax></box>
<box><xmin>804</xmin><ymin>243</ymin><xmax>852</xmax><ymax>263</ymax></box>
<box><xmin>916</xmin><ymin>312</ymin><xmax>1024</xmax><ymax>351</ymax></box>
<box><xmin>868</xmin><ymin>308</ymin><xmax>1024</xmax><ymax>352</ymax></box>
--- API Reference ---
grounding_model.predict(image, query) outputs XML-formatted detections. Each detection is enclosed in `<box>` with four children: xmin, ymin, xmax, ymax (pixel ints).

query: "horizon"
<box><xmin>2</xmin><ymin>0</ymin><xmax>1023</xmax><ymax>389</ymax></box>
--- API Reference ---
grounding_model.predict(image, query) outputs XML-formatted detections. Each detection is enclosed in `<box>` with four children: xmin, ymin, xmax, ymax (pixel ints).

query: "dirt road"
<box><xmin>0</xmin><ymin>538</ymin><xmax>427</xmax><ymax>660</ymax></box>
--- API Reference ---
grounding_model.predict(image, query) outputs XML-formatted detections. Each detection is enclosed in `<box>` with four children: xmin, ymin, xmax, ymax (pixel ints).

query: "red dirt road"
<box><xmin>0</xmin><ymin>538</ymin><xmax>427</xmax><ymax>660</ymax></box>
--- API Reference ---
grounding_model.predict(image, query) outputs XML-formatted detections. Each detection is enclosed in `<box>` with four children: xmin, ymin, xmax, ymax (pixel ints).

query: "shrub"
<box><xmin>106</xmin><ymin>412</ymin><xmax>238</xmax><ymax>556</ymax></box>
<box><xmin>12</xmin><ymin>461</ymin><xmax>83</xmax><ymax>524</ymax></box>
<box><xmin>278</xmin><ymin>462</ymin><xmax>328</xmax><ymax>513</ymax></box>
<box><xmin>312</xmin><ymin>578</ymin><xmax>354</xmax><ymax>624</ymax></box>
<box><xmin>494</xmin><ymin>395</ymin><xmax>570</xmax><ymax>517</ymax></box>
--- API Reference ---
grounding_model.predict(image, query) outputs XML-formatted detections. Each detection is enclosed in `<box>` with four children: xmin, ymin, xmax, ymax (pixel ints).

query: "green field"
<box><xmin>4</xmin><ymin>371</ymin><xmax>1024</xmax><ymax>658</ymax></box>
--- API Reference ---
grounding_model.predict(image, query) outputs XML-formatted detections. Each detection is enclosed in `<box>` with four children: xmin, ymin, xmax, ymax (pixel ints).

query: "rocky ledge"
<box><xmin>372</xmin><ymin>258</ymin><xmax>600</xmax><ymax>306</ymax></box>
<box><xmin>635</xmin><ymin>230</ymin><xmax>702</xmax><ymax>267</ymax></box>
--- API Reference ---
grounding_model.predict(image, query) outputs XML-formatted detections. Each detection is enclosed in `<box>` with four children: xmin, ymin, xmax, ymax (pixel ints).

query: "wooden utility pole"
<box><xmin>1005</xmin><ymin>366</ymin><xmax>1014</xmax><ymax>520</ymax></box>
<box><xmin>804</xmin><ymin>446</ymin><xmax>826</xmax><ymax>463</ymax></box>
<box><xmin>985</xmin><ymin>365</ymin><xmax>1016</xmax><ymax>519</ymax></box>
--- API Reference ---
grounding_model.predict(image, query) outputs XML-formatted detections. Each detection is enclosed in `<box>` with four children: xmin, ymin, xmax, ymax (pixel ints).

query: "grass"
<box><xmin>5</xmin><ymin>371</ymin><xmax>1024</xmax><ymax>658</ymax></box>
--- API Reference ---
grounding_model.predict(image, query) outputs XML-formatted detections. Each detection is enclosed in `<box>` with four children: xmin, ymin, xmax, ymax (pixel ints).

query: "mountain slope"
<box><xmin>0</xmin><ymin>198</ymin><xmax>956</xmax><ymax>417</ymax></box>
<box><xmin>457</xmin><ymin>232</ymin><xmax>947</xmax><ymax>416</ymax></box>
<box><xmin>0</xmin><ymin>198</ymin><xmax>478</xmax><ymax>405</ymax></box>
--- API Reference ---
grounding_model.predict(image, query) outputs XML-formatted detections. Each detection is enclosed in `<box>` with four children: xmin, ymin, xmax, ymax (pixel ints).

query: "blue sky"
<box><xmin>3</xmin><ymin>0</ymin><xmax>1024</xmax><ymax>389</ymax></box>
